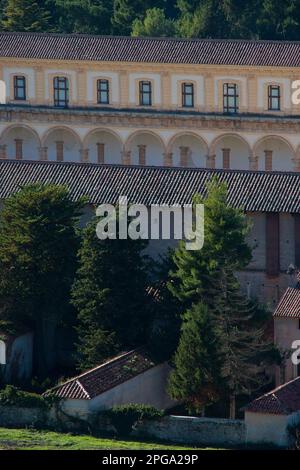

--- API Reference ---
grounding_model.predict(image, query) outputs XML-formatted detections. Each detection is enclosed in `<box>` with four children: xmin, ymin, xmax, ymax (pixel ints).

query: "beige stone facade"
<box><xmin>0</xmin><ymin>57</ymin><xmax>299</xmax><ymax>171</ymax></box>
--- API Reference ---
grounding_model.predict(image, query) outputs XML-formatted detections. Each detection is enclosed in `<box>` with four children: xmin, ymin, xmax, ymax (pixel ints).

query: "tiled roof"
<box><xmin>273</xmin><ymin>287</ymin><xmax>300</xmax><ymax>318</ymax></box>
<box><xmin>245</xmin><ymin>377</ymin><xmax>300</xmax><ymax>415</ymax></box>
<box><xmin>2</xmin><ymin>33</ymin><xmax>300</xmax><ymax>67</ymax></box>
<box><xmin>0</xmin><ymin>160</ymin><xmax>299</xmax><ymax>213</ymax></box>
<box><xmin>44</xmin><ymin>349</ymin><xmax>156</xmax><ymax>400</ymax></box>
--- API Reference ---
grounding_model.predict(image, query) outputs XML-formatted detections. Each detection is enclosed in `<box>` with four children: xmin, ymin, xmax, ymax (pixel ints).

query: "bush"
<box><xmin>0</xmin><ymin>385</ymin><xmax>53</xmax><ymax>409</ymax></box>
<box><xmin>104</xmin><ymin>404</ymin><xmax>163</xmax><ymax>437</ymax></box>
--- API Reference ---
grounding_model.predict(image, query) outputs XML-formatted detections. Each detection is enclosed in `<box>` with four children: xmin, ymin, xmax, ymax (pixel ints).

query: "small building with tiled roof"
<box><xmin>273</xmin><ymin>276</ymin><xmax>300</xmax><ymax>386</ymax></box>
<box><xmin>44</xmin><ymin>349</ymin><xmax>176</xmax><ymax>418</ymax></box>
<box><xmin>245</xmin><ymin>377</ymin><xmax>300</xmax><ymax>447</ymax></box>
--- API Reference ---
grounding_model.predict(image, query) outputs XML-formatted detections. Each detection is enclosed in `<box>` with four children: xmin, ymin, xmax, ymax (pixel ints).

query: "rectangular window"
<box><xmin>223</xmin><ymin>83</ymin><xmax>239</xmax><ymax>113</ymax></box>
<box><xmin>182</xmin><ymin>83</ymin><xmax>194</xmax><ymax>108</ymax></box>
<box><xmin>14</xmin><ymin>76</ymin><xmax>26</xmax><ymax>100</ymax></box>
<box><xmin>97</xmin><ymin>79</ymin><xmax>109</xmax><ymax>104</ymax></box>
<box><xmin>53</xmin><ymin>76</ymin><xmax>69</xmax><ymax>107</ymax></box>
<box><xmin>268</xmin><ymin>85</ymin><xmax>280</xmax><ymax>111</ymax></box>
<box><xmin>139</xmin><ymin>81</ymin><xmax>152</xmax><ymax>106</ymax></box>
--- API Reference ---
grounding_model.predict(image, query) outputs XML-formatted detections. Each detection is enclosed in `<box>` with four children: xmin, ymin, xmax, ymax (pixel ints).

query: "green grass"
<box><xmin>0</xmin><ymin>427</ymin><xmax>212</xmax><ymax>450</ymax></box>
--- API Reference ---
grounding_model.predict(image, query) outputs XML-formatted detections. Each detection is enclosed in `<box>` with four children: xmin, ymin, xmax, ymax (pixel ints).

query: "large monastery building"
<box><xmin>0</xmin><ymin>32</ymin><xmax>300</xmax><ymax>305</ymax></box>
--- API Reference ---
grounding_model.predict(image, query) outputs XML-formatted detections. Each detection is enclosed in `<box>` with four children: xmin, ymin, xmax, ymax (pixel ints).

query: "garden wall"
<box><xmin>134</xmin><ymin>415</ymin><xmax>246</xmax><ymax>447</ymax></box>
<box><xmin>0</xmin><ymin>405</ymin><xmax>246</xmax><ymax>447</ymax></box>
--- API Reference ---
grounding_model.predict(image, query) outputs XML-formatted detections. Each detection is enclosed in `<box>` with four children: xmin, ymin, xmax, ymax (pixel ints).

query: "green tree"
<box><xmin>168</xmin><ymin>302</ymin><xmax>221</xmax><ymax>413</ymax></box>
<box><xmin>54</xmin><ymin>0</ymin><xmax>113</xmax><ymax>34</ymax></box>
<box><xmin>168</xmin><ymin>180</ymin><xmax>277</xmax><ymax>416</ymax></box>
<box><xmin>72</xmin><ymin>213</ymin><xmax>152</xmax><ymax>370</ymax></box>
<box><xmin>131</xmin><ymin>8</ymin><xmax>175</xmax><ymax>37</ymax></box>
<box><xmin>146</xmin><ymin>251</ymin><xmax>182</xmax><ymax>362</ymax></box>
<box><xmin>0</xmin><ymin>184</ymin><xmax>83</xmax><ymax>377</ymax></box>
<box><xmin>213</xmin><ymin>266</ymin><xmax>277</xmax><ymax>418</ymax></box>
<box><xmin>112</xmin><ymin>0</ymin><xmax>165</xmax><ymax>35</ymax></box>
<box><xmin>256</xmin><ymin>0</ymin><xmax>300</xmax><ymax>40</ymax></box>
<box><xmin>1</xmin><ymin>0</ymin><xmax>52</xmax><ymax>31</ymax></box>
<box><xmin>169</xmin><ymin>179</ymin><xmax>252</xmax><ymax>309</ymax></box>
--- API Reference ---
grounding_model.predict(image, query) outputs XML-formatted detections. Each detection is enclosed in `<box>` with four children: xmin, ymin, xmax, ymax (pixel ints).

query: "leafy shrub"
<box><xmin>0</xmin><ymin>385</ymin><xmax>54</xmax><ymax>409</ymax></box>
<box><xmin>104</xmin><ymin>404</ymin><xmax>163</xmax><ymax>437</ymax></box>
<box><xmin>288</xmin><ymin>422</ymin><xmax>300</xmax><ymax>450</ymax></box>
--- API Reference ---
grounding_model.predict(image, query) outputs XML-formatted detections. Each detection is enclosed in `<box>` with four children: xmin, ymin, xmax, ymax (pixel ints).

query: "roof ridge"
<box><xmin>1</xmin><ymin>32</ymin><xmax>300</xmax><ymax>45</ymax></box>
<box><xmin>46</xmin><ymin>349</ymin><xmax>139</xmax><ymax>394</ymax></box>
<box><xmin>257</xmin><ymin>376</ymin><xmax>300</xmax><ymax>399</ymax></box>
<box><xmin>2</xmin><ymin>158</ymin><xmax>299</xmax><ymax>177</ymax></box>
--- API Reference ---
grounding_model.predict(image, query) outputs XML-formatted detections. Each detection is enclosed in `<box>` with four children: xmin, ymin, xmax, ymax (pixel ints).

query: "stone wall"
<box><xmin>0</xmin><ymin>405</ymin><xmax>246</xmax><ymax>447</ymax></box>
<box><xmin>134</xmin><ymin>416</ymin><xmax>246</xmax><ymax>447</ymax></box>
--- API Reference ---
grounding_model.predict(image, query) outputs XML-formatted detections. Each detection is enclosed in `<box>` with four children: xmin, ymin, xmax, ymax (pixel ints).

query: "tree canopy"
<box><xmin>1</xmin><ymin>0</ymin><xmax>300</xmax><ymax>40</ymax></box>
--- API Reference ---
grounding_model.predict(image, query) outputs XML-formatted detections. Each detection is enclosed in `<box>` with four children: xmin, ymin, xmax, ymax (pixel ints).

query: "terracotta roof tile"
<box><xmin>273</xmin><ymin>287</ymin><xmax>300</xmax><ymax>318</ymax></box>
<box><xmin>2</xmin><ymin>33</ymin><xmax>300</xmax><ymax>67</ymax></box>
<box><xmin>44</xmin><ymin>349</ymin><xmax>156</xmax><ymax>400</ymax></box>
<box><xmin>0</xmin><ymin>160</ymin><xmax>300</xmax><ymax>213</ymax></box>
<box><xmin>245</xmin><ymin>377</ymin><xmax>300</xmax><ymax>415</ymax></box>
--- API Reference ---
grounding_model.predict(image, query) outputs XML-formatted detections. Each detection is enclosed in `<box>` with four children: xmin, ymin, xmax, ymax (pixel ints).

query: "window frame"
<box><xmin>53</xmin><ymin>76</ymin><xmax>69</xmax><ymax>108</ymax></box>
<box><xmin>182</xmin><ymin>82</ymin><xmax>194</xmax><ymax>108</ymax></box>
<box><xmin>13</xmin><ymin>75</ymin><xmax>26</xmax><ymax>101</ymax></box>
<box><xmin>223</xmin><ymin>83</ymin><xmax>239</xmax><ymax>114</ymax></box>
<box><xmin>139</xmin><ymin>81</ymin><xmax>152</xmax><ymax>106</ymax></box>
<box><xmin>97</xmin><ymin>79</ymin><xmax>110</xmax><ymax>105</ymax></box>
<box><xmin>268</xmin><ymin>84</ymin><xmax>281</xmax><ymax>111</ymax></box>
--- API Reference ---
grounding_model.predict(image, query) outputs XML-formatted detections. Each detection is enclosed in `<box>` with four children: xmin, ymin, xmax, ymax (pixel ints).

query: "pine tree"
<box><xmin>169</xmin><ymin>179</ymin><xmax>252</xmax><ymax>310</ymax></box>
<box><xmin>0</xmin><ymin>184</ymin><xmax>83</xmax><ymax>377</ymax></box>
<box><xmin>72</xmin><ymin>213</ymin><xmax>152</xmax><ymax>370</ymax></box>
<box><xmin>112</xmin><ymin>0</ymin><xmax>165</xmax><ymax>35</ymax></box>
<box><xmin>213</xmin><ymin>266</ymin><xmax>277</xmax><ymax>418</ymax></box>
<box><xmin>2</xmin><ymin>0</ymin><xmax>52</xmax><ymax>32</ymax></box>
<box><xmin>168</xmin><ymin>180</ymin><xmax>278</xmax><ymax>416</ymax></box>
<box><xmin>131</xmin><ymin>8</ymin><xmax>175</xmax><ymax>37</ymax></box>
<box><xmin>54</xmin><ymin>0</ymin><xmax>114</xmax><ymax>35</ymax></box>
<box><xmin>168</xmin><ymin>302</ymin><xmax>222</xmax><ymax>413</ymax></box>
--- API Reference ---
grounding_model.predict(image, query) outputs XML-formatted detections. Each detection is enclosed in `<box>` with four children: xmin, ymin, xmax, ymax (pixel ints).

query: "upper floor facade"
<box><xmin>0</xmin><ymin>33</ymin><xmax>300</xmax><ymax>115</ymax></box>
<box><xmin>1</xmin><ymin>33</ymin><xmax>300</xmax><ymax>172</ymax></box>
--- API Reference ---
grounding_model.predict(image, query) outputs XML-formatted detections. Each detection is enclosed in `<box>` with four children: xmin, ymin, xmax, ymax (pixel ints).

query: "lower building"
<box><xmin>44</xmin><ymin>349</ymin><xmax>176</xmax><ymax>418</ymax></box>
<box><xmin>245</xmin><ymin>377</ymin><xmax>300</xmax><ymax>448</ymax></box>
<box><xmin>0</xmin><ymin>159</ymin><xmax>299</xmax><ymax>306</ymax></box>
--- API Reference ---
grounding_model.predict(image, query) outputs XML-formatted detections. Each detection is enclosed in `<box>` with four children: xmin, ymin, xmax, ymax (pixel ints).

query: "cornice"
<box><xmin>1</xmin><ymin>105</ymin><xmax>300</xmax><ymax>133</ymax></box>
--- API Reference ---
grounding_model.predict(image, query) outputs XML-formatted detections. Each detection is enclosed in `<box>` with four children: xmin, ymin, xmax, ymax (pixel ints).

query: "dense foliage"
<box><xmin>168</xmin><ymin>181</ymin><xmax>278</xmax><ymax>417</ymax></box>
<box><xmin>0</xmin><ymin>184</ymin><xmax>83</xmax><ymax>377</ymax></box>
<box><xmin>71</xmin><ymin>213</ymin><xmax>152</xmax><ymax>370</ymax></box>
<box><xmin>104</xmin><ymin>403</ymin><xmax>163</xmax><ymax>437</ymax></box>
<box><xmin>0</xmin><ymin>385</ymin><xmax>53</xmax><ymax>408</ymax></box>
<box><xmin>1</xmin><ymin>0</ymin><xmax>300</xmax><ymax>40</ymax></box>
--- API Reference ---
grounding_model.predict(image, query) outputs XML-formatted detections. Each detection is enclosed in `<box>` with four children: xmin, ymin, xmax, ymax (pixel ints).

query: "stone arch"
<box><xmin>1</xmin><ymin>124</ymin><xmax>41</xmax><ymax>160</ymax></box>
<box><xmin>210</xmin><ymin>133</ymin><xmax>251</xmax><ymax>170</ymax></box>
<box><xmin>42</xmin><ymin>126</ymin><xmax>82</xmax><ymax>162</ymax></box>
<box><xmin>167</xmin><ymin>132</ymin><xmax>208</xmax><ymax>168</ymax></box>
<box><xmin>83</xmin><ymin>128</ymin><xmax>123</xmax><ymax>164</ymax></box>
<box><xmin>253</xmin><ymin>135</ymin><xmax>295</xmax><ymax>171</ymax></box>
<box><xmin>125</xmin><ymin>130</ymin><xmax>166</xmax><ymax>166</ymax></box>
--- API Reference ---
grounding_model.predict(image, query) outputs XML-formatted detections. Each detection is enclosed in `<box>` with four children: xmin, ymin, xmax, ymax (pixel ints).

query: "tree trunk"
<box><xmin>229</xmin><ymin>394</ymin><xmax>236</xmax><ymax>419</ymax></box>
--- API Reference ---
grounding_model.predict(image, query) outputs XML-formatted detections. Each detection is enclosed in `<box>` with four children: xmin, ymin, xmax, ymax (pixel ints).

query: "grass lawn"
<box><xmin>0</xmin><ymin>427</ymin><xmax>213</xmax><ymax>450</ymax></box>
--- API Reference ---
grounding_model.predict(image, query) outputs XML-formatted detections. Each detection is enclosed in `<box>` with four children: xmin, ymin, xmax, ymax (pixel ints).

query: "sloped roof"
<box><xmin>44</xmin><ymin>349</ymin><xmax>156</xmax><ymax>400</ymax></box>
<box><xmin>1</xmin><ymin>33</ymin><xmax>300</xmax><ymax>67</ymax></box>
<box><xmin>0</xmin><ymin>160</ymin><xmax>299</xmax><ymax>213</ymax></box>
<box><xmin>273</xmin><ymin>287</ymin><xmax>300</xmax><ymax>319</ymax></box>
<box><xmin>245</xmin><ymin>377</ymin><xmax>300</xmax><ymax>415</ymax></box>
